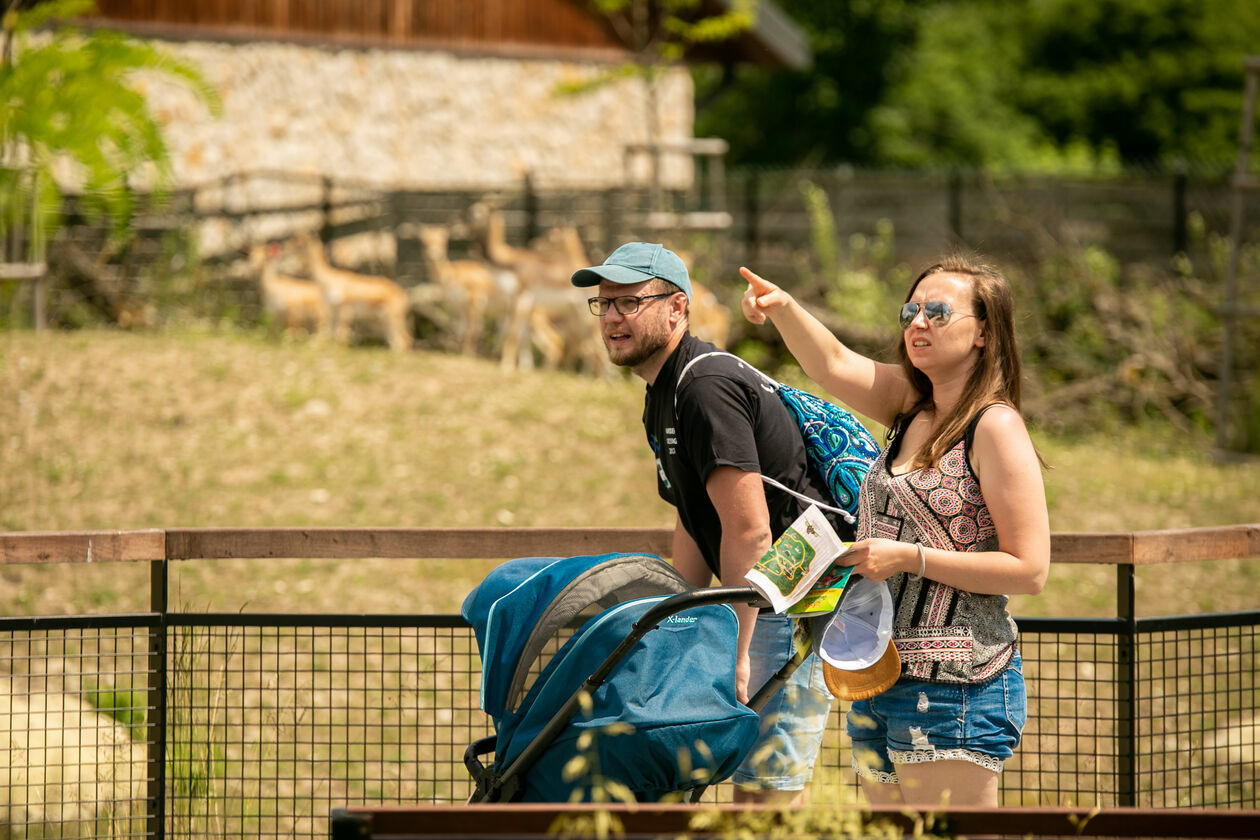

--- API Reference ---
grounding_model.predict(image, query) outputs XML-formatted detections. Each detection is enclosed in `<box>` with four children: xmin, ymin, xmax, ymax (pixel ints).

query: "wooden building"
<box><xmin>85</xmin><ymin>0</ymin><xmax>809</xmax><ymax>67</ymax></box>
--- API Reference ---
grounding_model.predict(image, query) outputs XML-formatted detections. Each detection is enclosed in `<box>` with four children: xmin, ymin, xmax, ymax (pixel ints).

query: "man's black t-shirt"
<box><xmin>643</xmin><ymin>333</ymin><xmax>854</xmax><ymax>580</ymax></box>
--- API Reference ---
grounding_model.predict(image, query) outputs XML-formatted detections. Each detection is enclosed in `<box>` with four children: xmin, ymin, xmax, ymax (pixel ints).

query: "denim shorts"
<box><xmin>732</xmin><ymin>612</ymin><xmax>834</xmax><ymax>791</ymax></box>
<box><xmin>845</xmin><ymin>653</ymin><xmax>1026</xmax><ymax>783</ymax></box>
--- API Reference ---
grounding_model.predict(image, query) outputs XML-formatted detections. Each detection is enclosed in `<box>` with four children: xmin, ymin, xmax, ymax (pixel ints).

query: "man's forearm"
<box><xmin>706</xmin><ymin>466</ymin><xmax>775</xmax><ymax>703</ymax></box>
<box><xmin>721</xmin><ymin>529</ymin><xmax>770</xmax><ymax>704</ymax></box>
<box><xmin>672</xmin><ymin>516</ymin><xmax>712</xmax><ymax>588</ymax></box>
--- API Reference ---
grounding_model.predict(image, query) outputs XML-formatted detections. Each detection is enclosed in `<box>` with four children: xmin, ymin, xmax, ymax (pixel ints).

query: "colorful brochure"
<box><xmin>786</xmin><ymin>561</ymin><xmax>854</xmax><ymax>616</ymax></box>
<box><xmin>744</xmin><ymin>505</ymin><xmax>846</xmax><ymax>614</ymax></box>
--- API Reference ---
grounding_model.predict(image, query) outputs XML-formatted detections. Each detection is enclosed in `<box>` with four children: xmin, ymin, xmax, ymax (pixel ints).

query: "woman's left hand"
<box><xmin>835</xmin><ymin>538</ymin><xmax>918</xmax><ymax>582</ymax></box>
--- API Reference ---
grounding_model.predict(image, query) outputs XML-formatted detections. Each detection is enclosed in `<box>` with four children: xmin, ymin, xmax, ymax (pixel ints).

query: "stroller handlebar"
<box><xmin>635</xmin><ymin>585</ymin><xmax>768</xmax><ymax>627</ymax></box>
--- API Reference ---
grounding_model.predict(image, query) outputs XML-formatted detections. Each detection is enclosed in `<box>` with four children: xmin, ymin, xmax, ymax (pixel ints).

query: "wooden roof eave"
<box><xmin>734</xmin><ymin>0</ymin><xmax>812</xmax><ymax>70</ymax></box>
<box><xmin>73</xmin><ymin>16</ymin><xmax>638</xmax><ymax>65</ymax></box>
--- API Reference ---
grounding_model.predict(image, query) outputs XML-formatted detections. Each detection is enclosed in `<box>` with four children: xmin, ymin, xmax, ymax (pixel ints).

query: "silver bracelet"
<box><xmin>915</xmin><ymin>542</ymin><xmax>926</xmax><ymax>579</ymax></box>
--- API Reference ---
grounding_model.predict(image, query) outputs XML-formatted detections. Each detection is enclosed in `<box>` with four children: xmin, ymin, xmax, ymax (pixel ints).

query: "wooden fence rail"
<box><xmin>1</xmin><ymin>524</ymin><xmax>1257</xmax><ymax>566</ymax></box>
<box><xmin>332</xmin><ymin>802</ymin><xmax>1260</xmax><ymax>840</ymax></box>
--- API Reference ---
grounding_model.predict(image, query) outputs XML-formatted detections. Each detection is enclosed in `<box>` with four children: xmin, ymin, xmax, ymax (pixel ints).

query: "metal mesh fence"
<box><xmin>1</xmin><ymin>611</ymin><xmax>1257</xmax><ymax>839</ymax></box>
<box><xmin>1005</xmin><ymin>624</ymin><xmax>1126</xmax><ymax>806</ymax></box>
<box><xmin>163</xmin><ymin>617</ymin><xmax>483</xmax><ymax>838</ymax></box>
<box><xmin>1137</xmin><ymin>616</ymin><xmax>1259</xmax><ymax>808</ymax></box>
<box><xmin>1</xmin><ymin>621</ymin><xmax>153</xmax><ymax>839</ymax></box>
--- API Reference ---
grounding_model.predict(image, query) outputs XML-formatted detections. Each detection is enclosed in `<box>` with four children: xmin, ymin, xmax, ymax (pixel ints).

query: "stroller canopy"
<box><xmin>462</xmin><ymin>553</ymin><xmax>760</xmax><ymax>802</ymax></box>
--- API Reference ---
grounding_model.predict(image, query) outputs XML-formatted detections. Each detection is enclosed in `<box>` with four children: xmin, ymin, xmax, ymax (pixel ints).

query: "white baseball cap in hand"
<box><xmin>808</xmin><ymin>575</ymin><xmax>900</xmax><ymax>701</ymax></box>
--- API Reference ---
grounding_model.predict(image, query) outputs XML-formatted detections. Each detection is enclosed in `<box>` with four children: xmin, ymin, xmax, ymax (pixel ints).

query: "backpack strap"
<box><xmin>759</xmin><ymin>474</ymin><xmax>855</xmax><ymax>523</ymax></box>
<box><xmin>674</xmin><ymin>350</ymin><xmax>778</xmax><ymax>413</ymax></box>
<box><xmin>674</xmin><ymin>350</ymin><xmax>856</xmax><ymax>523</ymax></box>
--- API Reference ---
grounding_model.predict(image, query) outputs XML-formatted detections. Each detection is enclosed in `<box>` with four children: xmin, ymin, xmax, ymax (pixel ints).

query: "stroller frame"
<box><xmin>464</xmin><ymin>584</ymin><xmax>805</xmax><ymax>804</ymax></box>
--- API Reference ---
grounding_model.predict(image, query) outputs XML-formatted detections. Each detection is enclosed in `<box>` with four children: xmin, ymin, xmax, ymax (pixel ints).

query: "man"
<box><xmin>571</xmin><ymin>242</ymin><xmax>851</xmax><ymax>805</ymax></box>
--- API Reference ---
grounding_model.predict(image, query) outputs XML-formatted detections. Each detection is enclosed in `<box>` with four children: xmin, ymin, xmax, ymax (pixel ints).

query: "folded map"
<box><xmin>744</xmin><ymin>505</ymin><xmax>846</xmax><ymax>614</ymax></box>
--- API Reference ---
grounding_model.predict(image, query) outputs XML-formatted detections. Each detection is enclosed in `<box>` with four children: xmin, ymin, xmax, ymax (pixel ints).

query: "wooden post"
<box><xmin>32</xmin><ymin>274</ymin><xmax>45</xmax><ymax>330</ymax></box>
<box><xmin>31</xmin><ymin>171</ymin><xmax>47</xmax><ymax>331</ymax></box>
<box><xmin>743</xmin><ymin>171</ymin><xmax>760</xmax><ymax>266</ymax></box>
<box><xmin>948</xmin><ymin>169</ymin><xmax>964</xmax><ymax>245</ymax></box>
<box><xmin>321</xmin><ymin>176</ymin><xmax>334</xmax><ymax>246</ymax></box>
<box><xmin>601</xmin><ymin>187</ymin><xmax>623</xmax><ymax>256</ymax></box>
<box><xmin>709</xmin><ymin>152</ymin><xmax>725</xmax><ymax>215</ymax></box>
<box><xmin>1172</xmin><ymin>159</ymin><xmax>1188</xmax><ymax>255</ymax></box>
<box><xmin>523</xmin><ymin>172</ymin><xmax>539</xmax><ymax>244</ymax></box>
<box><xmin>0</xmin><ymin>167</ymin><xmax>50</xmax><ymax>330</ymax></box>
<box><xmin>1217</xmin><ymin>57</ymin><xmax>1260</xmax><ymax>453</ymax></box>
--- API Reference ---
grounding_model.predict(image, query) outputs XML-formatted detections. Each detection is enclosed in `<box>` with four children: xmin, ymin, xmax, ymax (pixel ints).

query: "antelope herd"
<box><xmin>249</xmin><ymin>203</ymin><xmax>732</xmax><ymax>374</ymax></box>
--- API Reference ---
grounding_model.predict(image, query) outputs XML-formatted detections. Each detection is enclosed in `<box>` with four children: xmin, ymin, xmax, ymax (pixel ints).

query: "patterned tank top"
<box><xmin>855</xmin><ymin>407</ymin><xmax>1018</xmax><ymax>685</ymax></box>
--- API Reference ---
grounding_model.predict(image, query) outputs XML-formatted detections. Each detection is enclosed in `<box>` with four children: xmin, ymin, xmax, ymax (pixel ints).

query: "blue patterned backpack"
<box><xmin>677</xmin><ymin>351</ymin><xmax>881</xmax><ymax>524</ymax></box>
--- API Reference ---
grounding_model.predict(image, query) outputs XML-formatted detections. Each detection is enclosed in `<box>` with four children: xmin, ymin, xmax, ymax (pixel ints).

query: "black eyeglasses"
<box><xmin>899</xmin><ymin>300</ymin><xmax>977</xmax><ymax>331</ymax></box>
<box><xmin>587</xmin><ymin>293</ymin><xmax>675</xmax><ymax>317</ymax></box>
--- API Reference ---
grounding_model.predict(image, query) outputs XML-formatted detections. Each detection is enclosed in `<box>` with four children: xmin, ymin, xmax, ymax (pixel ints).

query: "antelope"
<box><xmin>466</xmin><ymin>201</ymin><xmax>540</xmax><ymax>270</ymax></box>
<box><xmin>249</xmin><ymin>242</ymin><xmax>330</xmax><ymax>339</ymax></box>
<box><xmin>415</xmin><ymin>224</ymin><xmax>513</xmax><ymax>357</ymax></box>
<box><xmin>465</xmin><ymin>202</ymin><xmax>606</xmax><ymax>375</ymax></box>
<box><xmin>500</xmin><ymin>285</ymin><xmax>609</xmax><ymax>376</ymax></box>
<box><xmin>528</xmin><ymin>225</ymin><xmax>588</xmax><ymax>267</ymax></box>
<box><xmin>302</xmin><ymin>234</ymin><xmax>412</xmax><ymax>352</ymax></box>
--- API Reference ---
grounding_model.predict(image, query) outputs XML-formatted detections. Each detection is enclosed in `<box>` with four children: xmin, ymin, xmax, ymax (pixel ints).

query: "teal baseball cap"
<box><xmin>570</xmin><ymin>242</ymin><xmax>692</xmax><ymax>299</ymax></box>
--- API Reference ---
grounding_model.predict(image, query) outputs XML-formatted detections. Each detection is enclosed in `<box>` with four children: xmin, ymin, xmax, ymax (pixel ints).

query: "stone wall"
<box><xmin>135</xmin><ymin>38</ymin><xmax>697</xmax><ymax>192</ymax></box>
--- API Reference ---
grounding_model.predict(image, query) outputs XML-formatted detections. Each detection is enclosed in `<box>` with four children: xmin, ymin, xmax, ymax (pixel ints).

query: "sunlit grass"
<box><xmin>2</xmin><ymin>327</ymin><xmax>1257</xmax><ymax>622</ymax></box>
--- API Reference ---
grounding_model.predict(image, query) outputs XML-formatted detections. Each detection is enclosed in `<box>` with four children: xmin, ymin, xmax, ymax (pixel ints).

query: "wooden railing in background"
<box><xmin>2</xmin><ymin>523</ymin><xmax>1257</xmax><ymax>566</ymax></box>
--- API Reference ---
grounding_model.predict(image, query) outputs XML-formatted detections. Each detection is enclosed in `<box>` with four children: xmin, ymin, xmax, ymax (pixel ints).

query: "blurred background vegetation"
<box><xmin>2</xmin><ymin>0</ymin><xmax>1259</xmax><ymax>465</ymax></box>
<box><xmin>697</xmin><ymin>0</ymin><xmax>1259</xmax><ymax>172</ymax></box>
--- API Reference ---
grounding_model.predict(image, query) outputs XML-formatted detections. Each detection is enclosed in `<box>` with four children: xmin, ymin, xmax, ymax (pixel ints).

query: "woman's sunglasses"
<box><xmin>899</xmin><ymin>301</ymin><xmax>977</xmax><ymax>331</ymax></box>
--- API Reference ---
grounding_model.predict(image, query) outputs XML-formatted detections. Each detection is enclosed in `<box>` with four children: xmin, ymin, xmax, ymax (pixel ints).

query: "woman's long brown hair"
<box><xmin>892</xmin><ymin>255</ymin><xmax>1024</xmax><ymax>470</ymax></box>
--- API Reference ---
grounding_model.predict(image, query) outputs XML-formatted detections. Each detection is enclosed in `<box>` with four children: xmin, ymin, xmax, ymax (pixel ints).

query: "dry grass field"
<box><xmin>2</xmin><ymin>327</ymin><xmax>1258</xmax><ymax>620</ymax></box>
<box><xmin>2</xmin><ymin>328</ymin><xmax>1257</xmax><ymax>830</ymax></box>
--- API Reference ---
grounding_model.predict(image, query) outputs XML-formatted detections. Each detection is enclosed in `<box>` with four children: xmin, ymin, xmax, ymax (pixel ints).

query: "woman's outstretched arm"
<box><xmin>740</xmin><ymin>266</ymin><xmax>911</xmax><ymax>426</ymax></box>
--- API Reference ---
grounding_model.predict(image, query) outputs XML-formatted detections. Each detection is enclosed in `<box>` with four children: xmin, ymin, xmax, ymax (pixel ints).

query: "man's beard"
<box><xmin>606</xmin><ymin>317</ymin><xmax>672</xmax><ymax>369</ymax></box>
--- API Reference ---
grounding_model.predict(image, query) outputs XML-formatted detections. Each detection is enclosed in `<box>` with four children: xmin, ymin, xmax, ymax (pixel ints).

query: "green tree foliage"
<box><xmin>696</xmin><ymin>0</ymin><xmax>1260</xmax><ymax>170</ymax></box>
<box><xmin>592</xmin><ymin>0</ymin><xmax>756</xmax><ymax>61</ymax></box>
<box><xmin>865</xmin><ymin>2</ymin><xmax>1072</xmax><ymax>170</ymax></box>
<box><xmin>695</xmin><ymin>0</ymin><xmax>925</xmax><ymax>166</ymax></box>
<box><xmin>1014</xmin><ymin>0</ymin><xmax>1260</xmax><ymax>167</ymax></box>
<box><xmin>0</xmin><ymin>0</ymin><xmax>219</xmax><ymax>246</ymax></box>
<box><xmin>558</xmin><ymin>0</ymin><xmax>756</xmax><ymax>189</ymax></box>
<box><xmin>562</xmin><ymin>0</ymin><xmax>755</xmax><ymax>97</ymax></box>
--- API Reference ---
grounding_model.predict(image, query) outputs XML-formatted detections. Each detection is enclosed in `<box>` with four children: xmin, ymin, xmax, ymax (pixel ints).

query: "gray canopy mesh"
<box><xmin>505</xmin><ymin>555</ymin><xmax>692</xmax><ymax>713</ymax></box>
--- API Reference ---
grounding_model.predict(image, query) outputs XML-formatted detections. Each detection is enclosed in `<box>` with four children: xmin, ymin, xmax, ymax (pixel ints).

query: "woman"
<box><xmin>740</xmin><ymin>255</ymin><xmax>1050</xmax><ymax>808</ymax></box>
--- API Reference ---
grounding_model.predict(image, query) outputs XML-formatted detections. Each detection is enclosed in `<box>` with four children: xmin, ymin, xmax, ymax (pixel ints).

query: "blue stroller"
<box><xmin>461</xmin><ymin>552</ymin><xmax>795</xmax><ymax>803</ymax></box>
